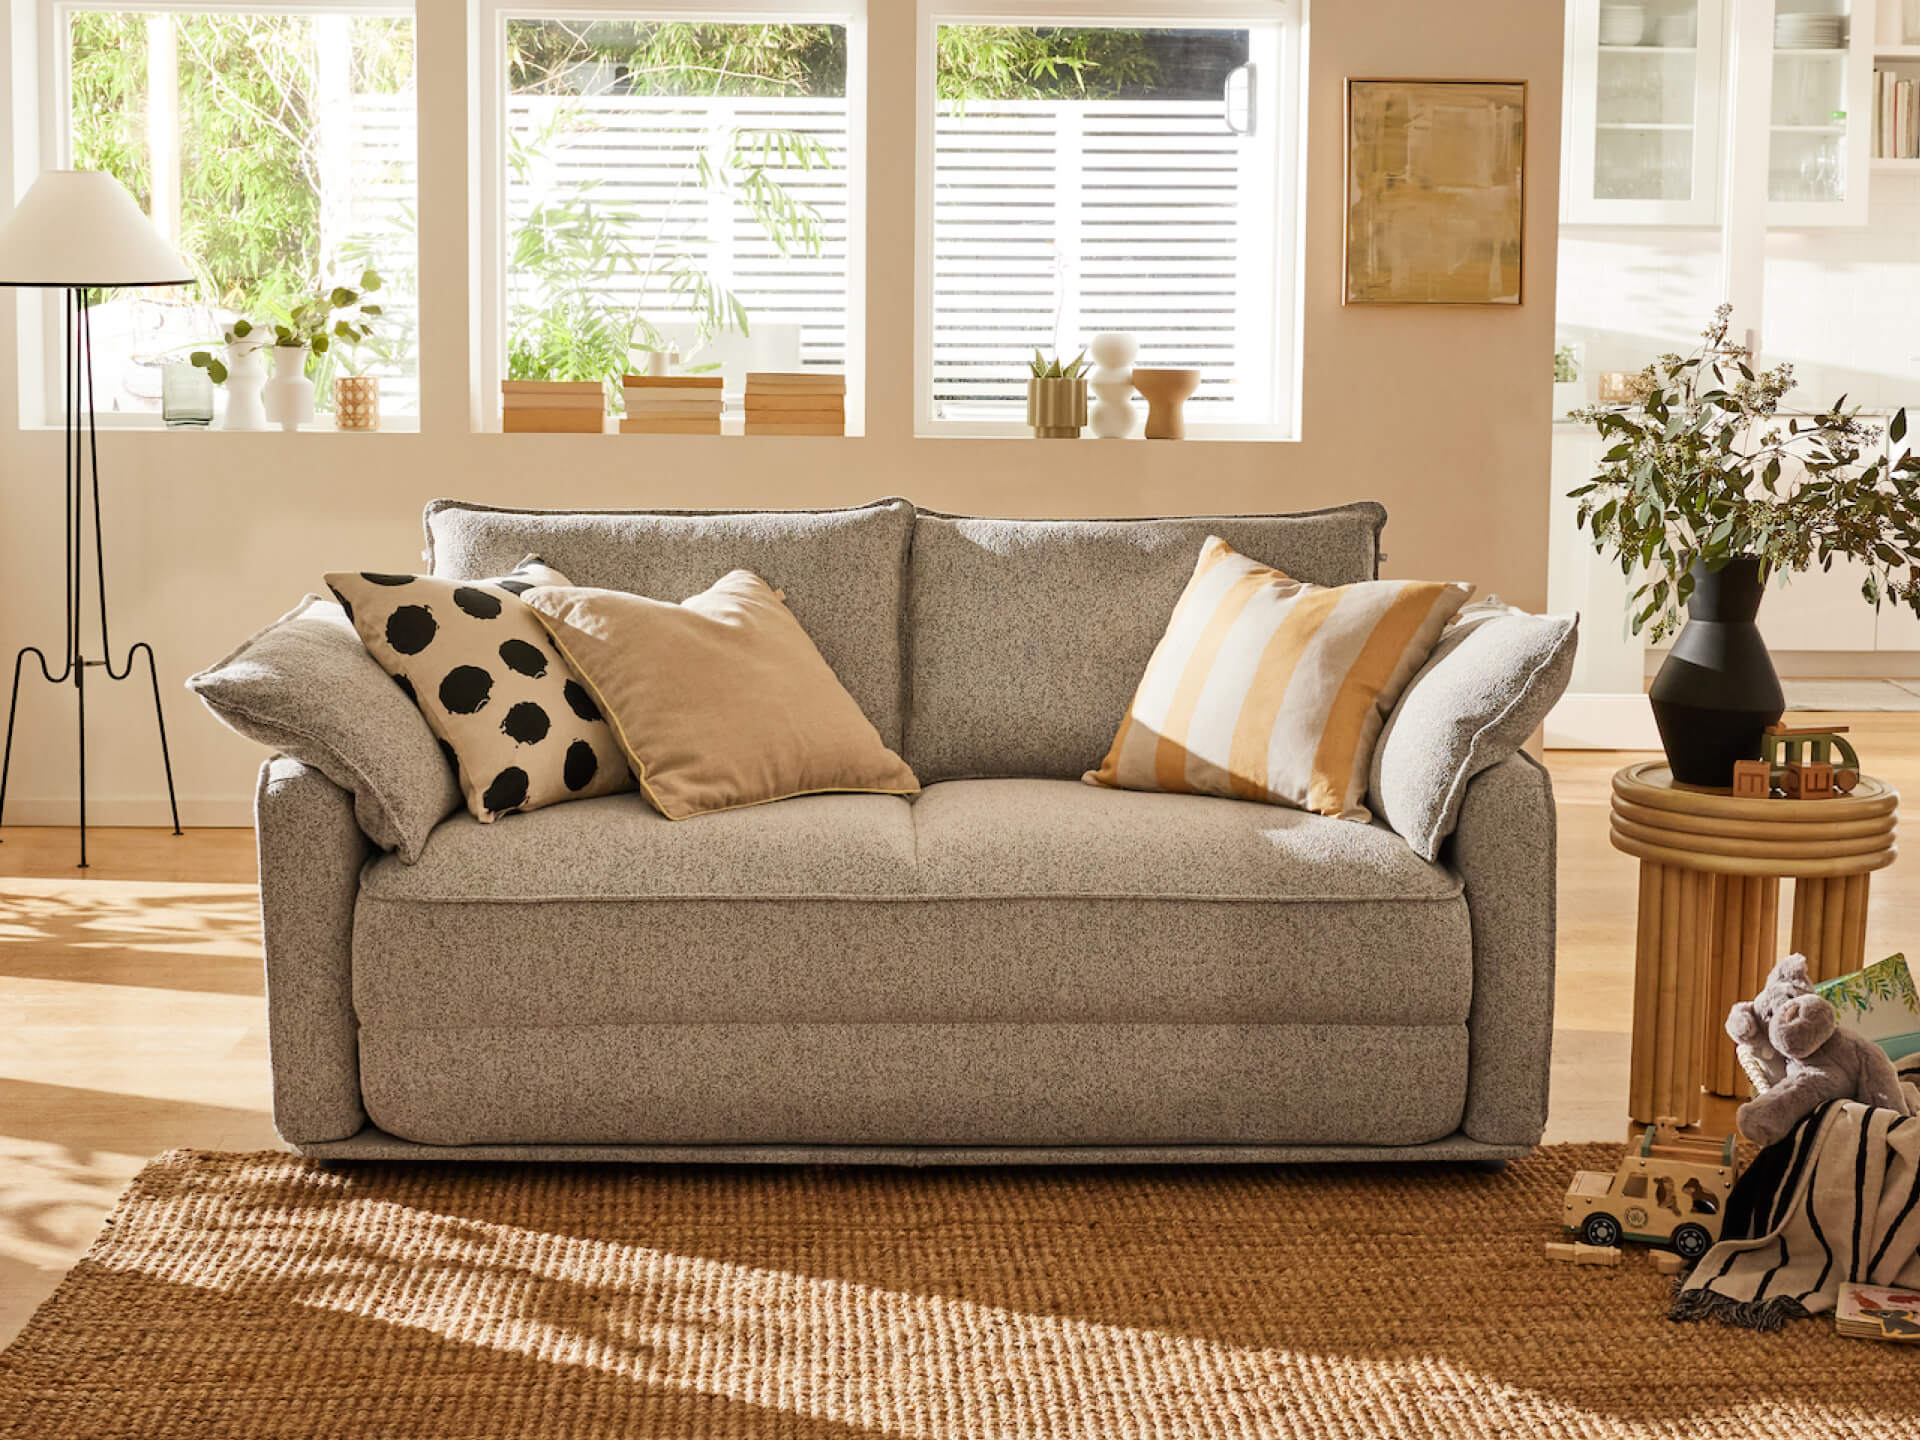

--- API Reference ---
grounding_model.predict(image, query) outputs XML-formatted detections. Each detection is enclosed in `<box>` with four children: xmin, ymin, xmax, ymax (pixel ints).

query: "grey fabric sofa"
<box><xmin>259</xmin><ymin>497</ymin><xmax>1556</xmax><ymax>1164</ymax></box>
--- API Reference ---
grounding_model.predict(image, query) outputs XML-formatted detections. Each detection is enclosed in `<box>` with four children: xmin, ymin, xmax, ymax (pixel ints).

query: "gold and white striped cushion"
<box><xmin>1085</xmin><ymin>537</ymin><xmax>1471</xmax><ymax>821</ymax></box>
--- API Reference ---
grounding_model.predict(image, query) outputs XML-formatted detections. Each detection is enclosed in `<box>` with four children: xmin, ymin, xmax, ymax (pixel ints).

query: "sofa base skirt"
<box><xmin>353</xmin><ymin>1021</ymin><xmax>1469</xmax><ymax>1150</ymax></box>
<box><xmin>291</xmin><ymin>1126</ymin><xmax>1529</xmax><ymax>1166</ymax></box>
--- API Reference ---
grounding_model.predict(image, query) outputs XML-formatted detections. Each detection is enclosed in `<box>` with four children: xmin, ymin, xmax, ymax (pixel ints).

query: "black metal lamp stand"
<box><xmin>0</xmin><ymin>287</ymin><xmax>181</xmax><ymax>868</ymax></box>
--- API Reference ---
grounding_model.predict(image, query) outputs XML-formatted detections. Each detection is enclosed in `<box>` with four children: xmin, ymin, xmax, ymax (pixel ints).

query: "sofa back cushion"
<box><xmin>425</xmin><ymin>497</ymin><xmax>915</xmax><ymax>749</ymax></box>
<box><xmin>905</xmin><ymin>503</ymin><xmax>1388</xmax><ymax>781</ymax></box>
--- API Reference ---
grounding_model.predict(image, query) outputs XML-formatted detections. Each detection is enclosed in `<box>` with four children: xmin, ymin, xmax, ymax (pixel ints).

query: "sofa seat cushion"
<box><xmin>355</xmin><ymin>780</ymin><xmax>1470</xmax><ymax>1035</ymax></box>
<box><xmin>910</xmin><ymin>779</ymin><xmax>1460</xmax><ymax>901</ymax></box>
<box><xmin>361</xmin><ymin>790</ymin><xmax>920</xmax><ymax>900</ymax></box>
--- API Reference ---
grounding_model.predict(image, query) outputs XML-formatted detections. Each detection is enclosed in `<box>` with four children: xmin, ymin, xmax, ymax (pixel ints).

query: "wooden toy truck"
<box><xmin>1561</xmin><ymin>1121</ymin><xmax>1736</xmax><ymax>1260</ymax></box>
<box><xmin>1730</xmin><ymin>724</ymin><xmax>1861</xmax><ymax>800</ymax></box>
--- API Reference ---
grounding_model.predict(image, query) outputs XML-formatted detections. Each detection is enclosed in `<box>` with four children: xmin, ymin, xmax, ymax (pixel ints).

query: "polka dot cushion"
<box><xmin>325</xmin><ymin>557</ymin><xmax>634</xmax><ymax>823</ymax></box>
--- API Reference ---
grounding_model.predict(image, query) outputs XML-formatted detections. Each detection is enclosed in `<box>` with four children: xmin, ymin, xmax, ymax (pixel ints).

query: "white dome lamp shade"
<box><xmin>0</xmin><ymin>169</ymin><xmax>192</xmax><ymax>288</ymax></box>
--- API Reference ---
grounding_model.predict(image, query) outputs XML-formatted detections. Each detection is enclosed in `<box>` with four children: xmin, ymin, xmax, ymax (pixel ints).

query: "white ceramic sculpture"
<box><xmin>1088</xmin><ymin>331</ymin><xmax>1139</xmax><ymax>439</ymax></box>
<box><xmin>261</xmin><ymin>344</ymin><xmax>316</xmax><ymax>432</ymax></box>
<box><xmin>219</xmin><ymin>339</ymin><xmax>270</xmax><ymax>432</ymax></box>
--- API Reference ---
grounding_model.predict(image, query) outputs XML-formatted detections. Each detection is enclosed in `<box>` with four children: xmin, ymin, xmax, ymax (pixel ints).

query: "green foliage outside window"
<box><xmin>68</xmin><ymin>13</ymin><xmax>413</xmax><ymax>321</ymax></box>
<box><xmin>935</xmin><ymin>26</ymin><xmax>1159</xmax><ymax>99</ymax></box>
<box><xmin>66</xmin><ymin>16</ymin><xmax>1165</xmax><ymax>398</ymax></box>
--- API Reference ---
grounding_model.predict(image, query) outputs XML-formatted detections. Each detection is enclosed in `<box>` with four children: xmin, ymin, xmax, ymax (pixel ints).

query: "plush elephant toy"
<box><xmin>1728</xmin><ymin>954</ymin><xmax>1912</xmax><ymax>1148</ymax></box>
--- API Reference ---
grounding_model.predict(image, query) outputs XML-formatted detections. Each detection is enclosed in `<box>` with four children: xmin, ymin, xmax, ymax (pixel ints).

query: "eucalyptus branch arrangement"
<box><xmin>188</xmin><ymin>270</ymin><xmax>383</xmax><ymax>384</ymax></box>
<box><xmin>1569</xmin><ymin>304</ymin><xmax>1920</xmax><ymax>641</ymax></box>
<box><xmin>270</xmin><ymin>269</ymin><xmax>385</xmax><ymax>361</ymax></box>
<box><xmin>1029</xmin><ymin>349</ymin><xmax>1088</xmax><ymax>380</ymax></box>
<box><xmin>185</xmin><ymin>318</ymin><xmax>262</xmax><ymax>385</ymax></box>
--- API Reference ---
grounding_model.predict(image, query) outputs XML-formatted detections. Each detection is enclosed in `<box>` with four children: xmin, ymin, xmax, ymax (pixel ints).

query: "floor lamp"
<box><xmin>0</xmin><ymin>171</ymin><xmax>193</xmax><ymax>868</ymax></box>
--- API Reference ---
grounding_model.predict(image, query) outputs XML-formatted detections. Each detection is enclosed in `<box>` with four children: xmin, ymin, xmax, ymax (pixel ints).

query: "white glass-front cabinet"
<box><xmin>1566</xmin><ymin>0</ymin><xmax>1727</xmax><ymax>224</ymax></box>
<box><xmin>1565</xmin><ymin>0</ymin><xmax>1876</xmax><ymax>227</ymax></box>
<box><xmin>1764</xmin><ymin>0</ymin><xmax>1876</xmax><ymax>225</ymax></box>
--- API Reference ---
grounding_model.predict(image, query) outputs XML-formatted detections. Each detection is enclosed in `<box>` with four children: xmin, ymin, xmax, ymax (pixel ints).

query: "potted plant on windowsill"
<box><xmin>323</xmin><ymin>270</ymin><xmax>385</xmax><ymax>430</ymax></box>
<box><xmin>1027</xmin><ymin>349</ymin><xmax>1089</xmax><ymax>439</ymax></box>
<box><xmin>188</xmin><ymin>273</ymin><xmax>383</xmax><ymax>432</ymax></box>
<box><xmin>263</xmin><ymin>270</ymin><xmax>383</xmax><ymax>431</ymax></box>
<box><xmin>1570</xmin><ymin>304</ymin><xmax>1920</xmax><ymax>785</ymax></box>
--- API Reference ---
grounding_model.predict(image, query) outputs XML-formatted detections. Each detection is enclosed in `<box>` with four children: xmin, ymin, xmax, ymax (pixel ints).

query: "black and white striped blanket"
<box><xmin>1673</xmin><ymin>1055</ymin><xmax>1920</xmax><ymax>1329</ymax></box>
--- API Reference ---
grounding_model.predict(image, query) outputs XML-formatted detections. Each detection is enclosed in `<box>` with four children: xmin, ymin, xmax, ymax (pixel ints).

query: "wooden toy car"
<box><xmin>1759</xmin><ymin>725</ymin><xmax>1860</xmax><ymax>798</ymax></box>
<box><xmin>1561</xmin><ymin>1121</ymin><xmax>1736</xmax><ymax>1260</ymax></box>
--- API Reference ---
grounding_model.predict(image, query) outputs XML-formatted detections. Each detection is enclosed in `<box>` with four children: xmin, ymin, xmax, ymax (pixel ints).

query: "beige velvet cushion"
<box><xmin>523</xmin><ymin>573</ymin><xmax>920</xmax><ymax>820</ymax></box>
<box><xmin>1086</xmin><ymin>537</ymin><xmax>1471</xmax><ymax>821</ymax></box>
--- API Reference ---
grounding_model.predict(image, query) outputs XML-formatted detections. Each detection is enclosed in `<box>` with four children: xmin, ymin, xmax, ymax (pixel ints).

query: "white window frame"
<box><xmin>913</xmin><ymin>0</ymin><xmax>1303</xmax><ymax>441</ymax></box>
<box><xmin>472</xmin><ymin>0</ymin><xmax>868</xmax><ymax>433</ymax></box>
<box><xmin>33</xmin><ymin>0</ymin><xmax>419</xmax><ymax>428</ymax></box>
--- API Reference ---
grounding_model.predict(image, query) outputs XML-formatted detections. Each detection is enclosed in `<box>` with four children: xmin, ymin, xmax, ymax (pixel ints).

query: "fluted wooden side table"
<box><xmin>1608</xmin><ymin>762</ymin><xmax>1898</xmax><ymax>1130</ymax></box>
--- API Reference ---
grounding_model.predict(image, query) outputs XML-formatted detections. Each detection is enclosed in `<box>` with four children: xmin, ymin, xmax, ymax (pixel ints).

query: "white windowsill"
<box><xmin>917</xmin><ymin>420</ymin><xmax>1299</xmax><ymax>444</ymax></box>
<box><xmin>24</xmin><ymin>415</ymin><xmax>423</xmax><ymax>434</ymax></box>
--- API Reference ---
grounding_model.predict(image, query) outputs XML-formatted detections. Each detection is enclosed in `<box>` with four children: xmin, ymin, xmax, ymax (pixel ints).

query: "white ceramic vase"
<box><xmin>1088</xmin><ymin>331</ymin><xmax>1139</xmax><ymax>439</ymax></box>
<box><xmin>262</xmin><ymin>345</ymin><xmax>315</xmax><ymax>432</ymax></box>
<box><xmin>219</xmin><ymin>340</ymin><xmax>270</xmax><ymax>432</ymax></box>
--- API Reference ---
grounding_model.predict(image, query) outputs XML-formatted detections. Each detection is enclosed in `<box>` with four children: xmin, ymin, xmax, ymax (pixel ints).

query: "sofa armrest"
<box><xmin>255</xmin><ymin>756</ymin><xmax>371</xmax><ymax>1144</ymax></box>
<box><xmin>1448</xmin><ymin>750</ymin><xmax>1557</xmax><ymax>1147</ymax></box>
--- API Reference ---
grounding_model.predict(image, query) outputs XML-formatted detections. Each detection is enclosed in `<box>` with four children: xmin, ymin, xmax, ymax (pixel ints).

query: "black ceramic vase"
<box><xmin>1648</xmin><ymin>557</ymin><xmax>1784</xmax><ymax>787</ymax></box>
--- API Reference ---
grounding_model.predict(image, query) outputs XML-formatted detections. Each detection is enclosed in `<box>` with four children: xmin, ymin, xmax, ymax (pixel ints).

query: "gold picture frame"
<box><xmin>1344</xmin><ymin>78</ymin><xmax>1527</xmax><ymax>306</ymax></box>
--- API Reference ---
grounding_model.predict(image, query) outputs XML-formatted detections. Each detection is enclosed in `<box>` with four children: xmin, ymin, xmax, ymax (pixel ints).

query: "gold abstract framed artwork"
<box><xmin>1344</xmin><ymin>79</ymin><xmax>1526</xmax><ymax>306</ymax></box>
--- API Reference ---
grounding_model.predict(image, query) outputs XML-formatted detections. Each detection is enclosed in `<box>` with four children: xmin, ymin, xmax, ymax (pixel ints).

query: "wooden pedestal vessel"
<box><xmin>1608</xmin><ymin>762</ymin><xmax>1898</xmax><ymax>1129</ymax></box>
<box><xmin>1130</xmin><ymin>368</ymin><xmax>1200</xmax><ymax>439</ymax></box>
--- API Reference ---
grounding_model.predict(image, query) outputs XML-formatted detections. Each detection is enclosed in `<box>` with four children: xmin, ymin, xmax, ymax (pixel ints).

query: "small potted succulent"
<box><xmin>1026</xmin><ymin>348</ymin><xmax>1089</xmax><ymax>439</ymax></box>
<box><xmin>1570</xmin><ymin>305</ymin><xmax>1920</xmax><ymax>785</ymax></box>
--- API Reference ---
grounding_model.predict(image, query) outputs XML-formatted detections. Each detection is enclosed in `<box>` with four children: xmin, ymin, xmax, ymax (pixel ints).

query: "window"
<box><xmin>920</xmin><ymin>10</ymin><xmax>1301</xmax><ymax>437</ymax></box>
<box><xmin>493</xmin><ymin>15</ymin><xmax>856</xmax><ymax>417</ymax></box>
<box><xmin>59</xmin><ymin>7</ymin><xmax>418</xmax><ymax>419</ymax></box>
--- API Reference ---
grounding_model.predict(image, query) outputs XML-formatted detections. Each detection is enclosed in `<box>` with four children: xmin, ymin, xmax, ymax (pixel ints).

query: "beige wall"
<box><xmin>0</xmin><ymin>0</ymin><xmax>1565</xmax><ymax>824</ymax></box>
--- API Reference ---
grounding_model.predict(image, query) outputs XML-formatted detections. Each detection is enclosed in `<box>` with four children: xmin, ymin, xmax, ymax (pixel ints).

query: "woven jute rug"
<box><xmin>2</xmin><ymin>1146</ymin><xmax>1915</xmax><ymax>1439</ymax></box>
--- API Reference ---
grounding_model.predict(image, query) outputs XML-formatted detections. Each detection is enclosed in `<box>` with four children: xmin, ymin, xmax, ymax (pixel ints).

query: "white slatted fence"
<box><xmin>503</xmin><ymin>94</ymin><xmax>851</xmax><ymax>373</ymax></box>
<box><xmin>340</xmin><ymin>91</ymin><xmax>420</xmax><ymax>413</ymax></box>
<box><xmin>933</xmin><ymin>98</ymin><xmax>1276</xmax><ymax>422</ymax></box>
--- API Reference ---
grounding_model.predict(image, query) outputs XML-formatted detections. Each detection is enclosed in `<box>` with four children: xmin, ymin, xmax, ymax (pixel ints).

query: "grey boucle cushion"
<box><xmin>1369</xmin><ymin>601</ymin><xmax>1578</xmax><ymax>861</ymax></box>
<box><xmin>904</xmin><ymin>503</ymin><xmax>1387</xmax><ymax>782</ymax></box>
<box><xmin>424</xmin><ymin>497</ymin><xmax>914</xmax><ymax>749</ymax></box>
<box><xmin>188</xmin><ymin>598</ymin><xmax>459</xmax><ymax>861</ymax></box>
<box><xmin>353</xmin><ymin>779</ymin><xmax>1471</xmax><ymax>1032</ymax></box>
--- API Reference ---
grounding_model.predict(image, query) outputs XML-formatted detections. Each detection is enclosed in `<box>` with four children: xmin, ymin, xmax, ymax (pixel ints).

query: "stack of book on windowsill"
<box><xmin>501</xmin><ymin>380</ymin><xmax>606</xmax><ymax>433</ymax></box>
<box><xmin>620</xmin><ymin>375</ymin><xmax>724</xmax><ymax>434</ymax></box>
<box><xmin>745</xmin><ymin>372</ymin><xmax>846</xmax><ymax>436</ymax></box>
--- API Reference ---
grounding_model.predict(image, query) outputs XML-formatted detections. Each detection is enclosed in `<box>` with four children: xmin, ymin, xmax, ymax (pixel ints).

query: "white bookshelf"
<box><xmin>1873</xmin><ymin>8</ymin><xmax>1920</xmax><ymax>165</ymax></box>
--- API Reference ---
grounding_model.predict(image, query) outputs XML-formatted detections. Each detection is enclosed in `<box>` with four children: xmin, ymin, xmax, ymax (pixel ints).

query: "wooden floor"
<box><xmin>3</xmin><ymin>715</ymin><xmax>1916</xmax><ymax>1346</ymax></box>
